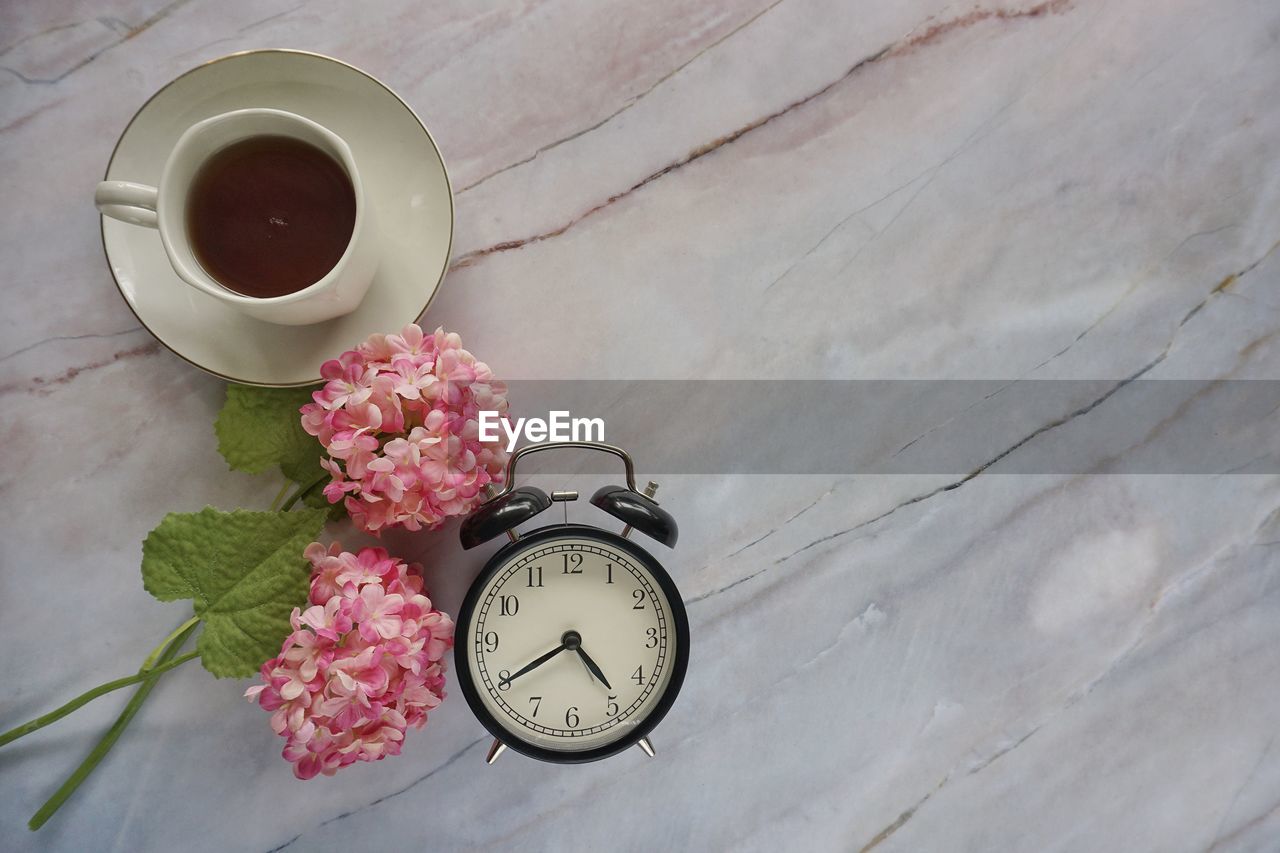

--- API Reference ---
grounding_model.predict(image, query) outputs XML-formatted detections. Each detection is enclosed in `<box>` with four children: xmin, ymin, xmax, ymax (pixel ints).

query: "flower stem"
<box><xmin>0</xmin><ymin>651</ymin><xmax>198</xmax><ymax>749</ymax></box>
<box><xmin>138</xmin><ymin>615</ymin><xmax>199</xmax><ymax>672</ymax></box>
<box><xmin>268</xmin><ymin>481</ymin><xmax>291</xmax><ymax>512</ymax></box>
<box><xmin>281</xmin><ymin>473</ymin><xmax>327</xmax><ymax>512</ymax></box>
<box><xmin>26</xmin><ymin>621</ymin><xmax>200</xmax><ymax>831</ymax></box>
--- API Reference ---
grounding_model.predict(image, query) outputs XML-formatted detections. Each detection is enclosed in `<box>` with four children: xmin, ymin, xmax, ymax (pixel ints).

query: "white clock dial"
<box><xmin>465</xmin><ymin>536</ymin><xmax>676</xmax><ymax>752</ymax></box>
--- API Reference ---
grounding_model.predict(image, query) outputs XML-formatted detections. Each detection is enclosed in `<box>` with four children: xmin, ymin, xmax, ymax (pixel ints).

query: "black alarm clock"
<box><xmin>455</xmin><ymin>441</ymin><xmax>689</xmax><ymax>764</ymax></box>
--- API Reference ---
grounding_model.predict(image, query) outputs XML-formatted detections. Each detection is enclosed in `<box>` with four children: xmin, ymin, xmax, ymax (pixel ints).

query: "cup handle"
<box><xmin>95</xmin><ymin>181</ymin><xmax>159</xmax><ymax>228</ymax></box>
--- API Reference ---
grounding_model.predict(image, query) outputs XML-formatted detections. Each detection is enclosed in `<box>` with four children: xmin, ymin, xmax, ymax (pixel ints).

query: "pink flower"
<box><xmin>314</xmin><ymin>352</ymin><xmax>373</xmax><ymax>411</ymax></box>
<box><xmin>245</xmin><ymin>543</ymin><xmax>453</xmax><ymax>779</ymax></box>
<box><xmin>390</xmin><ymin>356</ymin><xmax>439</xmax><ymax>401</ymax></box>
<box><xmin>299</xmin><ymin>325</ymin><xmax>510</xmax><ymax>534</ymax></box>
<box><xmin>353</xmin><ymin>585</ymin><xmax>404</xmax><ymax>641</ymax></box>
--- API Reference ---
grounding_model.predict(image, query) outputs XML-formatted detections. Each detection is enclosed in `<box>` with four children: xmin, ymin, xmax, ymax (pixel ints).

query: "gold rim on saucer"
<box><xmin>99</xmin><ymin>48</ymin><xmax>455</xmax><ymax>388</ymax></box>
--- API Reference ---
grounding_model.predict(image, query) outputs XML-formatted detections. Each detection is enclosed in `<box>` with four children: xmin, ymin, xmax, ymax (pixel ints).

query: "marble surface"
<box><xmin>2</xmin><ymin>0</ymin><xmax>1279</xmax><ymax>850</ymax></box>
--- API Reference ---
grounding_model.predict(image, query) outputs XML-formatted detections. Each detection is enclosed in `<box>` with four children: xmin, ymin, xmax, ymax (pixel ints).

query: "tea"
<box><xmin>186</xmin><ymin>135</ymin><xmax>356</xmax><ymax>299</ymax></box>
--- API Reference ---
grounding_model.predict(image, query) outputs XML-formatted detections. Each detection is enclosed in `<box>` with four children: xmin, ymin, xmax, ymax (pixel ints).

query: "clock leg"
<box><xmin>486</xmin><ymin>738</ymin><xmax>507</xmax><ymax>765</ymax></box>
<box><xmin>637</xmin><ymin>737</ymin><xmax>656</xmax><ymax>758</ymax></box>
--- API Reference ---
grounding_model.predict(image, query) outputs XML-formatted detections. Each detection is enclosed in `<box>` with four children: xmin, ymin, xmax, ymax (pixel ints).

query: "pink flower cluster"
<box><xmin>301</xmin><ymin>324</ymin><xmax>509</xmax><ymax>533</ymax></box>
<box><xmin>245</xmin><ymin>542</ymin><xmax>454</xmax><ymax>780</ymax></box>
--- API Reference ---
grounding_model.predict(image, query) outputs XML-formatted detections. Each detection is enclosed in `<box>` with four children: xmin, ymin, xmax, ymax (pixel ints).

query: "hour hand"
<box><xmin>575</xmin><ymin>645</ymin><xmax>612</xmax><ymax>690</ymax></box>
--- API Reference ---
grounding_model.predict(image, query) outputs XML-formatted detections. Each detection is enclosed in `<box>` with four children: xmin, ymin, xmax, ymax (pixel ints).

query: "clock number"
<box><xmin>497</xmin><ymin>670</ymin><xmax>512</xmax><ymax>690</ymax></box>
<box><xmin>632</xmin><ymin>589</ymin><xmax>645</xmax><ymax>610</ymax></box>
<box><xmin>631</xmin><ymin>665</ymin><xmax>644</xmax><ymax>686</ymax></box>
<box><xmin>565</xmin><ymin>707</ymin><xmax>580</xmax><ymax>729</ymax></box>
<box><xmin>499</xmin><ymin>595</ymin><xmax>519</xmax><ymax>616</ymax></box>
<box><xmin>645</xmin><ymin>627</ymin><xmax>658</xmax><ymax>648</ymax></box>
<box><xmin>528</xmin><ymin>696</ymin><xmax>542</xmax><ymax>717</ymax></box>
<box><xmin>526</xmin><ymin>565</ymin><xmax>543</xmax><ymax>588</ymax></box>
<box><xmin>562</xmin><ymin>553</ymin><xmax>583</xmax><ymax>574</ymax></box>
<box><xmin>483</xmin><ymin>631</ymin><xmax>499</xmax><ymax>653</ymax></box>
<box><xmin>606</xmin><ymin>562</ymin><xmax>614</xmax><ymax>584</ymax></box>
<box><xmin>607</xmin><ymin>695</ymin><xmax>619</xmax><ymax>716</ymax></box>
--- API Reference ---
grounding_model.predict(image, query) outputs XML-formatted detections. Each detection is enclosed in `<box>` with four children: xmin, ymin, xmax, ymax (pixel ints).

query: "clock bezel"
<box><xmin>454</xmin><ymin>522</ymin><xmax>690</xmax><ymax>764</ymax></box>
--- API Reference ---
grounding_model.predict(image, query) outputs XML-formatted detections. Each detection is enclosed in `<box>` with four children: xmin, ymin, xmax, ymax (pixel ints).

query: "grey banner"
<box><xmin>493</xmin><ymin>380</ymin><xmax>1280</xmax><ymax>475</ymax></box>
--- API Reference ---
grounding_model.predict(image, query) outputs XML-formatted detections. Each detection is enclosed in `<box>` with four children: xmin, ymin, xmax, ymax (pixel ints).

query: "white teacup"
<box><xmin>95</xmin><ymin>108</ymin><xmax>377</xmax><ymax>326</ymax></box>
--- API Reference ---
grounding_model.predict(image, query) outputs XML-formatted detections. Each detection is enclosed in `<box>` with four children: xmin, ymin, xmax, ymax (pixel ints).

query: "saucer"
<box><xmin>101</xmin><ymin>50</ymin><xmax>454</xmax><ymax>387</ymax></box>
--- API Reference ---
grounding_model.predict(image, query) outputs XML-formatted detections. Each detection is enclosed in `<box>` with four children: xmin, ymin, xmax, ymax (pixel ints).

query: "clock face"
<box><xmin>456</xmin><ymin>526</ymin><xmax>688</xmax><ymax>761</ymax></box>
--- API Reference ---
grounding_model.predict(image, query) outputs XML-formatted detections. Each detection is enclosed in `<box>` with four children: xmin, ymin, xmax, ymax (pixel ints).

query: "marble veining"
<box><xmin>1</xmin><ymin>0</ymin><xmax>1278</xmax><ymax>851</ymax></box>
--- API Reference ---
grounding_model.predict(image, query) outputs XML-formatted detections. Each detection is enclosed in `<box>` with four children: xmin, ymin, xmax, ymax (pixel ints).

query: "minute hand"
<box><xmin>575</xmin><ymin>646</ymin><xmax>613</xmax><ymax>690</ymax></box>
<box><xmin>500</xmin><ymin>643</ymin><xmax>567</xmax><ymax>688</ymax></box>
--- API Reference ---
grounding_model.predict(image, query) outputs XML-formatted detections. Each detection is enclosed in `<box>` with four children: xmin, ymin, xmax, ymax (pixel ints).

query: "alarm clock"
<box><xmin>455</xmin><ymin>441</ymin><xmax>689</xmax><ymax>764</ymax></box>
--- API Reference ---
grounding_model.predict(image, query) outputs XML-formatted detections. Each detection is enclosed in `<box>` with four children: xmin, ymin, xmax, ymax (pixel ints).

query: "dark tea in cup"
<box><xmin>186</xmin><ymin>135</ymin><xmax>356</xmax><ymax>299</ymax></box>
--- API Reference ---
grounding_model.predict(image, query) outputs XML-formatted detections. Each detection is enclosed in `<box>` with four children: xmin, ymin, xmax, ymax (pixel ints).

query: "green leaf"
<box><xmin>215</xmin><ymin>384</ymin><xmax>323</xmax><ymax>485</ymax></box>
<box><xmin>141</xmin><ymin>507</ymin><xmax>328</xmax><ymax>678</ymax></box>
